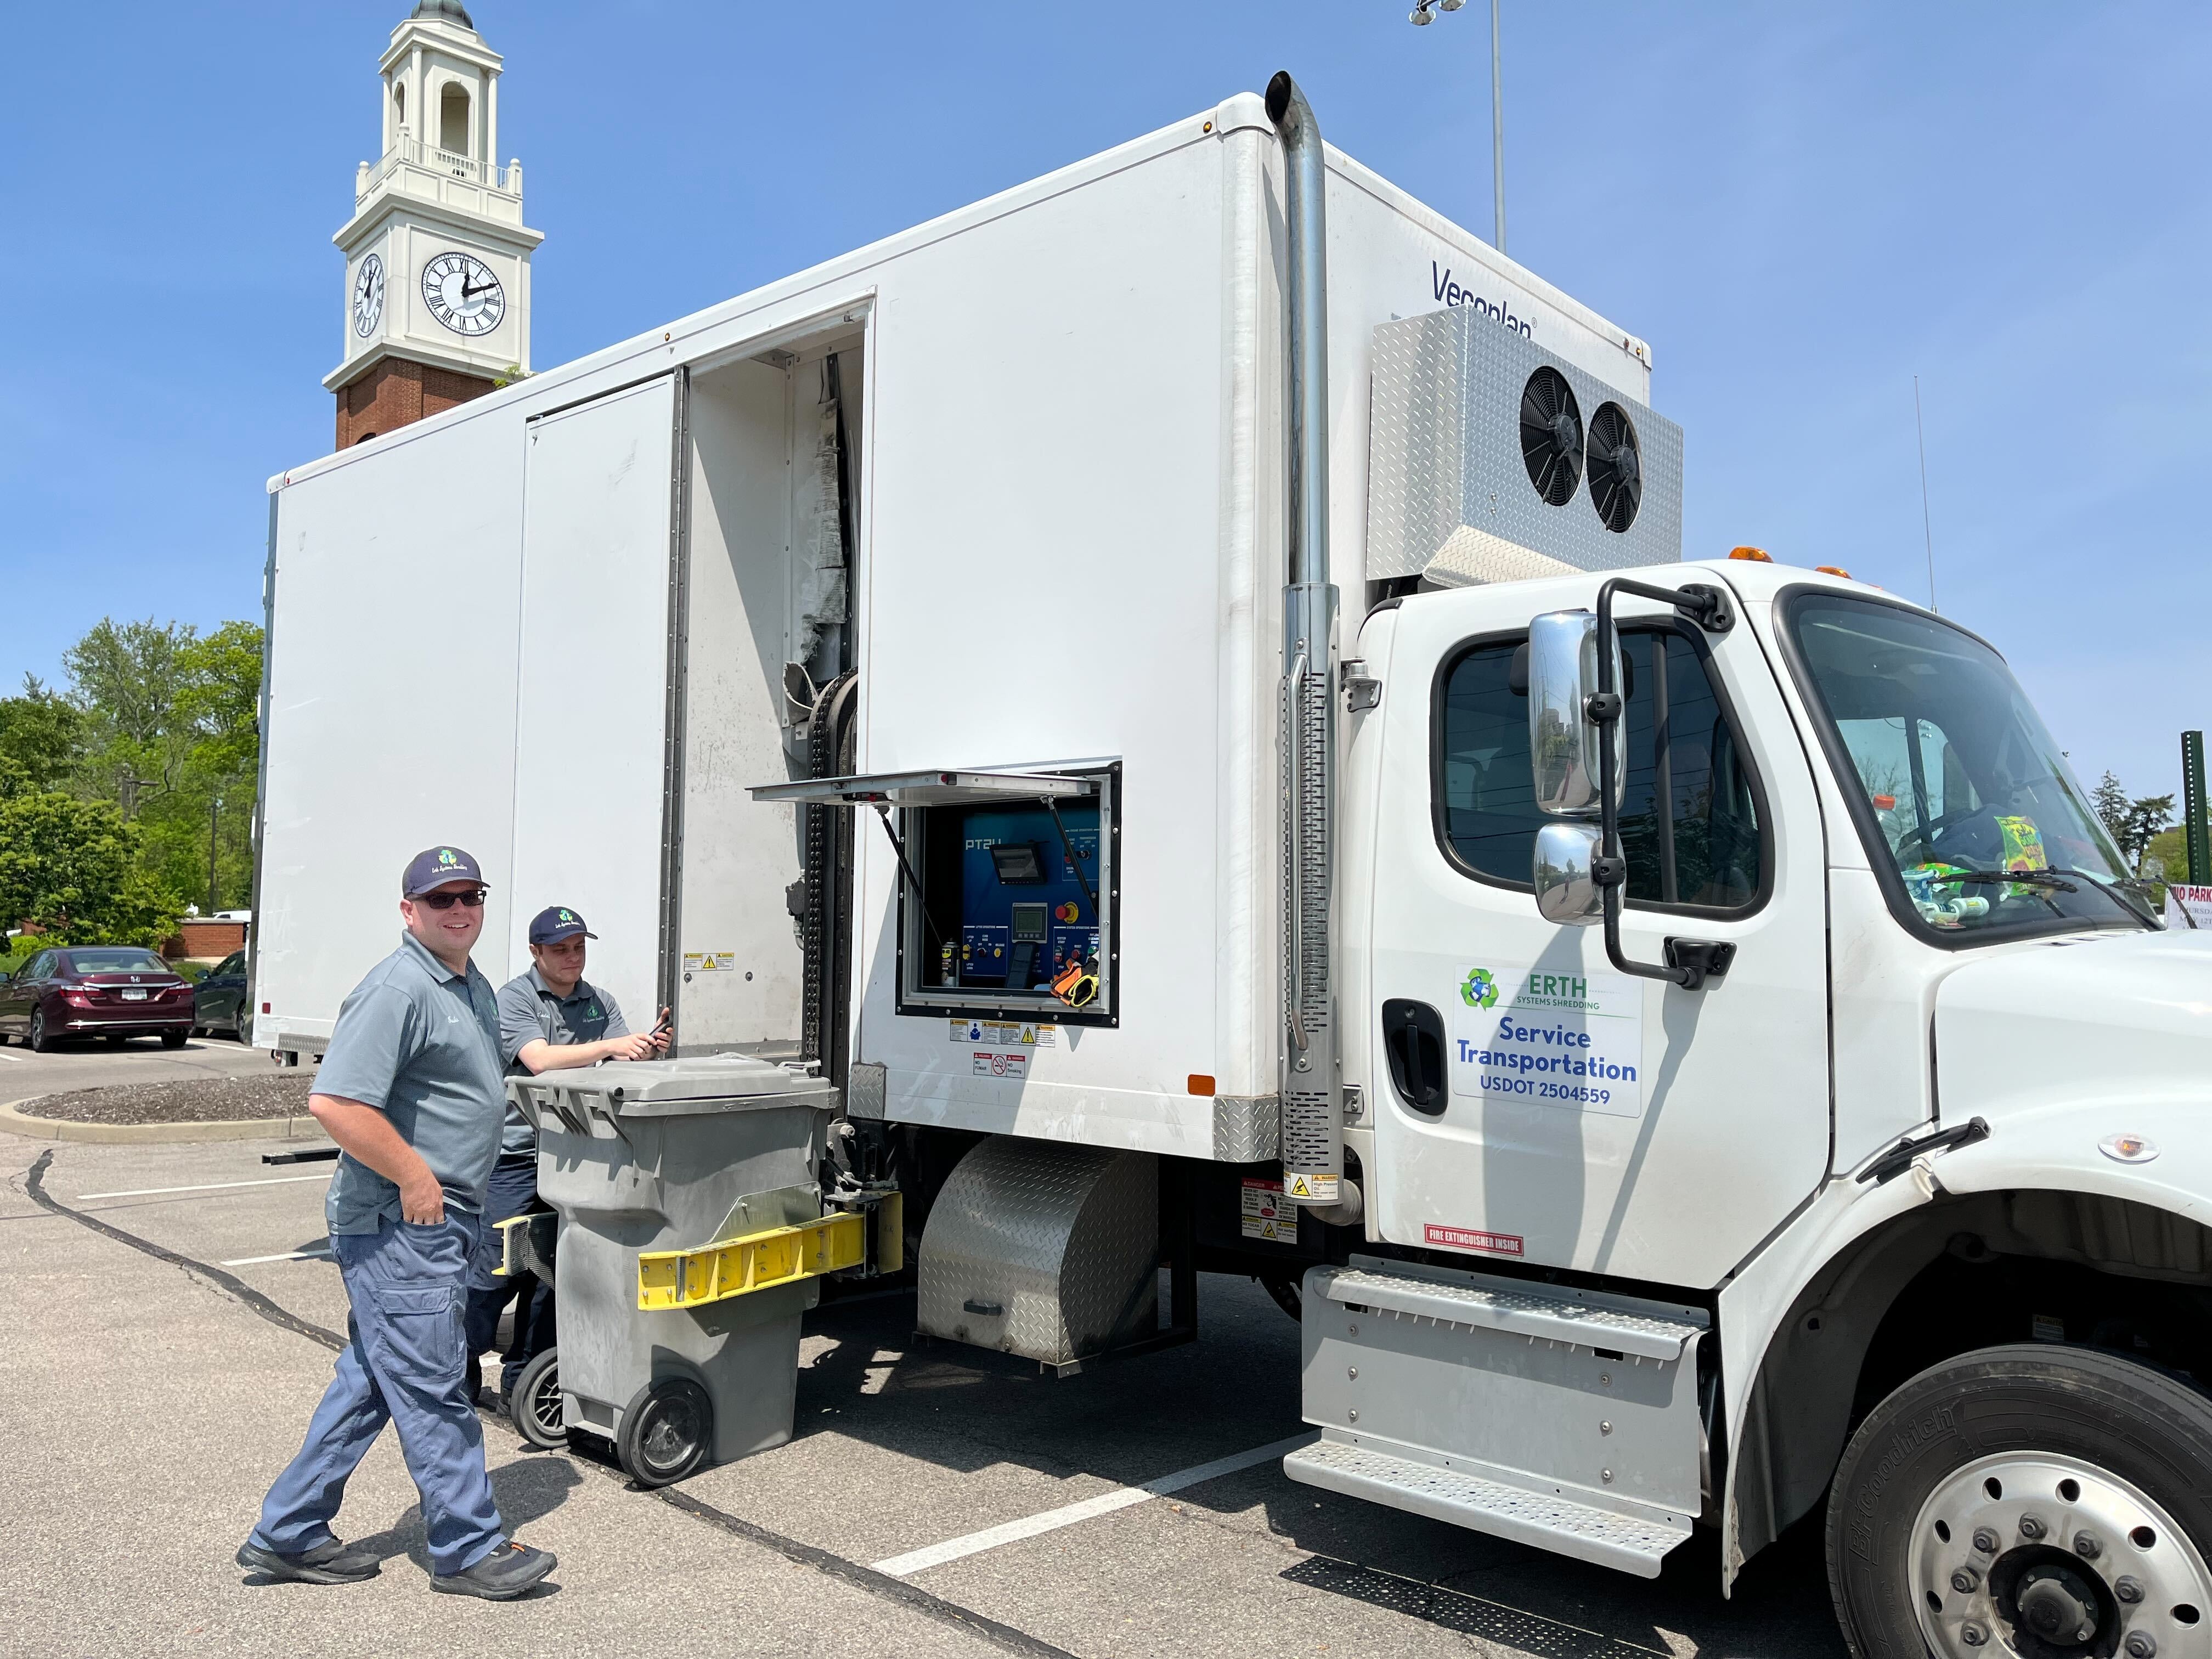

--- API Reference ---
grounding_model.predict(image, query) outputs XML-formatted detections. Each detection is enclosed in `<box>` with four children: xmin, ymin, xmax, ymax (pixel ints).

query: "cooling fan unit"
<box><xmin>1519</xmin><ymin>367</ymin><xmax>1584</xmax><ymax>506</ymax></box>
<box><xmin>1586</xmin><ymin>402</ymin><xmax>1643</xmax><ymax>533</ymax></box>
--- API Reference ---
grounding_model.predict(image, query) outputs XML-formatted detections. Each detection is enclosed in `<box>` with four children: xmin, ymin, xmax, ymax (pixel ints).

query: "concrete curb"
<box><xmin>0</xmin><ymin>1097</ymin><xmax>334</xmax><ymax>1147</ymax></box>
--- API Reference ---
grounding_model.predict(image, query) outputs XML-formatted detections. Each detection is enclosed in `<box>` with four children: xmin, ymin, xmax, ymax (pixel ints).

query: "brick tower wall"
<box><xmin>335</xmin><ymin>358</ymin><xmax>497</xmax><ymax>448</ymax></box>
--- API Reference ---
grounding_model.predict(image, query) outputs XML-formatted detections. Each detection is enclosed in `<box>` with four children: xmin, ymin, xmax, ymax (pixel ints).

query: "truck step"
<box><xmin>1315</xmin><ymin>1262</ymin><xmax>1704</xmax><ymax>1361</ymax></box>
<box><xmin>1284</xmin><ymin>1436</ymin><xmax>1692</xmax><ymax>1578</ymax></box>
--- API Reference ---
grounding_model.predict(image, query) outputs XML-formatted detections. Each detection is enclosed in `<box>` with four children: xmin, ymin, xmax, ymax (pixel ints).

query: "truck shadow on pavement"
<box><xmin>789</xmin><ymin>1285</ymin><xmax>1841</xmax><ymax>1658</ymax></box>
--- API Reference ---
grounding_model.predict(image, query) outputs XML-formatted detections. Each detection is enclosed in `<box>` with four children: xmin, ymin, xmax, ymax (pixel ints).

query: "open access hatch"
<box><xmin>751</xmin><ymin>764</ymin><xmax>1121</xmax><ymax>1028</ymax></box>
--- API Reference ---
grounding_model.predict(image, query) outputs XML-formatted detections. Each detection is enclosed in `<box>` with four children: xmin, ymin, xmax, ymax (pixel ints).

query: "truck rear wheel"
<box><xmin>1827</xmin><ymin>1343</ymin><xmax>2212</xmax><ymax>1659</ymax></box>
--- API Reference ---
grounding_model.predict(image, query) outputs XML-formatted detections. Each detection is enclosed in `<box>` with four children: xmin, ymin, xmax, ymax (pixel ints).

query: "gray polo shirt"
<box><xmin>493</xmin><ymin>967</ymin><xmax>629</xmax><ymax>1156</ymax></box>
<box><xmin>317</xmin><ymin>932</ymin><xmax>506</xmax><ymax>1235</ymax></box>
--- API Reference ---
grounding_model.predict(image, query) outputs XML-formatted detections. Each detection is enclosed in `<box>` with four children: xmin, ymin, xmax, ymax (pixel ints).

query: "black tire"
<box><xmin>1827</xmin><ymin>1343</ymin><xmax>2212</xmax><ymax>1659</ymax></box>
<box><xmin>509</xmin><ymin>1348</ymin><xmax>566</xmax><ymax>1449</ymax></box>
<box><xmin>1259</xmin><ymin>1273</ymin><xmax>1303</xmax><ymax>1323</ymax></box>
<box><xmin>160</xmin><ymin>1031</ymin><xmax>187</xmax><ymax>1049</ymax></box>
<box><xmin>29</xmin><ymin>1008</ymin><xmax>57</xmax><ymax>1053</ymax></box>
<box><xmin>616</xmin><ymin>1376</ymin><xmax>714</xmax><ymax>1488</ymax></box>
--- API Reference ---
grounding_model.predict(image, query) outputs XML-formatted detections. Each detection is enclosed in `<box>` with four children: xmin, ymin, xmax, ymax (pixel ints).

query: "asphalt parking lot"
<box><xmin>0</xmin><ymin>1031</ymin><xmax>291</xmax><ymax>1098</ymax></box>
<box><xmin>1</xmin><ymin>1127</ymin><xmax>1846</xmax><ymax>1659</ymax></box>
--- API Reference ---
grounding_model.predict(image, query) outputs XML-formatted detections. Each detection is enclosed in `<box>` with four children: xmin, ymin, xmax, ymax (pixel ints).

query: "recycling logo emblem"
<box><xmin>559</xmin><ymin>910</ymin><xmax>574</xmax><ymax>922</ymax></box>
<box><xmin>437</xmin><ymin>848</ymin><xmax>459</xmax><ymax>867</ymax></box>
<box><xmin>1460</xmin><ymin>967</ymin><xmax>1500</xmax><ymax>1009</ymax></box>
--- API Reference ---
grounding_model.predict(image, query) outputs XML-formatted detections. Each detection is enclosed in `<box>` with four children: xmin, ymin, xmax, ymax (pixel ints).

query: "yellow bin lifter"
<box><xmin>635</xmin><ymin>1196</ymin><xmax>901</xmax><ymax>1312</ymax></box>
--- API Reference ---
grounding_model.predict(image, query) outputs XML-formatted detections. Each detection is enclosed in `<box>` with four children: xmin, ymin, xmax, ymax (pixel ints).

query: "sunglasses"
<box><xmin>413</xmin><ymin>888</ymin><xmax>487</xmax><ymax>910</ymax></box>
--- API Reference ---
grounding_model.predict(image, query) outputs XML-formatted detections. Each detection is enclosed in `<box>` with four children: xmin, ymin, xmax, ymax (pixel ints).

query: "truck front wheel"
<box><xmin>1827</xmin><ymin>1344</ymin><xmax>2212</xmax><ymax>1659</ymax></box>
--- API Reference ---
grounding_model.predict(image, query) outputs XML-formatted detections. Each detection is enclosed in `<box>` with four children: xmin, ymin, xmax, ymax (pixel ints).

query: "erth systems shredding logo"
<box><xmin>1460</xmin><ymin>968</ymin><xmax>1499</xmax><ymax>1009</ymax></box>
<box><xmin>438</xmin><ymin>849</ymin><xmax>459</xmax><ymax>867</ymax></box>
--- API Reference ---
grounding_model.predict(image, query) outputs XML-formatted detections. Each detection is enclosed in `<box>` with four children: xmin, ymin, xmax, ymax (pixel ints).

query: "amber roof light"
<box><xmin>1729</xmin><ymin>546</ymin><xmax>1772</xmax><ymax>562</ymax></box>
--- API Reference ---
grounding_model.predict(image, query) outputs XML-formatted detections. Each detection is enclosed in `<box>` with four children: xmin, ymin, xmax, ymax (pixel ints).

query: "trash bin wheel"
<box><xmin>509</xmin><ymin>1347</ymin><xmax>566</xmax><ymax>1449</ymax></box>
<box><xmin>617</xmin><ymin>1376</ymin><xmax>713</xmax><ymax>1488</ymax></box>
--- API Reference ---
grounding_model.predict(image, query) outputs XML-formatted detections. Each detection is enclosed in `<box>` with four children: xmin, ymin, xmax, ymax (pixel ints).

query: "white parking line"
<box><xmin>872</xmin><ymin>1432</ymin><xmax>1316</xmax><ymax>1577</ymax></box>
<box><xmin>78</xmin><ymin>1173</ymin><xmax>332</xmax><ymax>1201</ymax></box>
<box><xmin>0</xmin><ymin>1049</ymin><xmax>29</xmax><ymax>1063</ymax></box>
<box><xmin>219</xmin><ymin>1245</ymin><xmax>333</xmax><ymax>1266</ymax></box>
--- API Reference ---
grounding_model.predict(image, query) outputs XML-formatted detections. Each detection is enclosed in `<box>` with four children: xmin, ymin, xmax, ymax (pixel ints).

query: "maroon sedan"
<box><xmin>0</xmin><ymin>945</ymin><xmax>198</xmax><ymax>1051</ymax></box>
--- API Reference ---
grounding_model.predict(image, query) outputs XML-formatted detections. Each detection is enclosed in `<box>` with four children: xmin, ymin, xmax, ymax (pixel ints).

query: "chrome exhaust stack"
<box><xmin>1267</xmin><ymin>71</ymin><xmax>1343</xmax><ymax>1208</ymax></box>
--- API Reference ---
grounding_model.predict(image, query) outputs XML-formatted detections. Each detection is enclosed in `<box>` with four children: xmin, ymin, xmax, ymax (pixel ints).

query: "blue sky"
<box><xmin>3</xmin><ymin>3</ymin><xmax>2205</xmax><ymax>800</ymax></box>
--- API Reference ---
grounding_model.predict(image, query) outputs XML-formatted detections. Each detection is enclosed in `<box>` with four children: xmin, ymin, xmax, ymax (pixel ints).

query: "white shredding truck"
<box><xmin>253</xmin><ymin>74</ymin><xmax>2212</xmax><ymax>1659</ymax></box>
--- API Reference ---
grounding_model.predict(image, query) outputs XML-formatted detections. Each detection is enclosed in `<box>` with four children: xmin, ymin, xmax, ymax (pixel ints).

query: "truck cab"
<box><xmin>1303</xmin><ymin>553</ymin><xmax>2212</xmax><ymax>1656</ymax></box>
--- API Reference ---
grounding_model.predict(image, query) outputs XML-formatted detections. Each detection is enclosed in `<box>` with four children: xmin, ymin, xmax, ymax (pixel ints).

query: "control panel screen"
<box><xmin>929</xmin><ymin>804</ymin><xmax>1102</xmax><ymax>994</ymax></box>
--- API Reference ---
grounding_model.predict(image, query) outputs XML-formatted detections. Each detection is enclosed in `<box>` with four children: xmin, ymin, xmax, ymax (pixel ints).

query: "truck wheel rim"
<box><xmin>1911</xmin><ymin>1451</ymin><xmax>2209</xmax><ymax>1659</ymax></box>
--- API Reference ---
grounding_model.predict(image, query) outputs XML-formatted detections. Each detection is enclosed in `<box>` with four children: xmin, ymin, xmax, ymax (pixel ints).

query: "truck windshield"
<box><xmin>1784</xmin><ymin>592</ymin><xmax>2148</xmax><ymax>941</ymax></box>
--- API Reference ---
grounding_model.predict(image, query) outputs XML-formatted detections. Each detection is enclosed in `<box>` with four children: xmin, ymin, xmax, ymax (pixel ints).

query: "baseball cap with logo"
<box><xmin>529</xmin><ymin>905</ymin><xmax>599</xmax><ymax>945</ymax></box>
<box><xmin>402</xmin><ymin>845</ymin><xmax>488</xmax><ymax>898</ymax></box>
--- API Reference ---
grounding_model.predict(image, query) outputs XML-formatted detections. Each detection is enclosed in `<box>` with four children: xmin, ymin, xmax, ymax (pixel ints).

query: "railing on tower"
<box><xmin>355</xmin><ymin>131</ymin><xmax>520</xmax><ymax>205</ymax></box>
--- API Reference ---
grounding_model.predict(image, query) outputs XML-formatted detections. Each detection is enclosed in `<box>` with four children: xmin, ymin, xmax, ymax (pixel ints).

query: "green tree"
<box><xmin>0</xmin><ymin>676</ymin><xmax>86</xmax><ymax>791</ymax></box>
<box><xmin>0</xmin><ymin>765</ymin><xmax>182</xmax><ymax>946</ymax></box>
<box><xmin>2091</xmin><ymin>769</ymin><xmax>2177</xmax><ymax>874</ymax></box>
<box><xmin>64</xmin><ymin>617</ymin><xmax>196</xmax><ymax>814</ymax></box>
<box><xmin>54</xmin><ymin>616</ymin><xmax>264</xmax><ymax>918</ymax></box>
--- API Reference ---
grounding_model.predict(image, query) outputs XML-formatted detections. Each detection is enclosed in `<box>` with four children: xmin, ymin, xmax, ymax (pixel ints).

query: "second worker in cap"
<box><xmin>468</xmin><ymin>906</ymin><xmax>668</xmax><ymax>1403</ymax></box>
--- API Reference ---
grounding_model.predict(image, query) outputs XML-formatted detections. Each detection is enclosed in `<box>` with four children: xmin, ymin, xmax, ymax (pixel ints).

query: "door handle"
<box><xmin>1381</xmin><ymin>998</ymin><xmax>1448</xmax><ymax>1116</ymax></box>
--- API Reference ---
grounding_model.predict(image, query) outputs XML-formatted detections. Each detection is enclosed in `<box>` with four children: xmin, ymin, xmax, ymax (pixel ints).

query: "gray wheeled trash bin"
<box><xmin>507</xmin><ymin>1054</ymin><xmax>837</xmax><ymax>1486</ymax></box>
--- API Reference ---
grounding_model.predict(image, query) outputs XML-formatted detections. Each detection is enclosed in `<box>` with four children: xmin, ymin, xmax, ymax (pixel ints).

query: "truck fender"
<box><xmin>1714</xmin><ymin>1094</ymin><xmax>2212</xmax><ymax>1594</ymax></box>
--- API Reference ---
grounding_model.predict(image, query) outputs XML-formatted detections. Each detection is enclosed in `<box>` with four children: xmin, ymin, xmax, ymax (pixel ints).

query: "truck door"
<box><xmin>514</xmin><ymin>375</ymin><xmax>682</xmax><ymax>1031</ymax></box>
<box><xmin>1362</xmin><ymin>584</ymin><xmax>1830</xmax><ymax>1288</ymax></box>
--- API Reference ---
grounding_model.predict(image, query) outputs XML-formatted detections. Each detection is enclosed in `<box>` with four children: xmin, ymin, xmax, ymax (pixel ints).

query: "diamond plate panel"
<box><xmin>1210</xmin><ymin>1096</ymin><xmax>1280</xmax><ymax>1163</ymax></box>
<box><xmin>916</xmin><ymin>1138</ymin><xmax>1158</xmax><ymax>1367</ymax></box>
<box><xmin>1367</xmin><ymin>309</ymin><xmax>1684</xmax><ymax>583</ymax></box>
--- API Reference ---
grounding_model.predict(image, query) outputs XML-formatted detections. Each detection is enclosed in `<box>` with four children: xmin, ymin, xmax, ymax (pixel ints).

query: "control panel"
<box><xmin>948</xmin><ymin>806</ymin><xmax>1102</xmax><ymax>992</ymax></box>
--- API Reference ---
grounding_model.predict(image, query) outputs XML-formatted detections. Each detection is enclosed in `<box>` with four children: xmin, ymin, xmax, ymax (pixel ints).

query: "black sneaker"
<box><xmin>235</xmin><ymin>1537</ymin><xmax>382</xmax><ymax>1584</ymax></box>
<box><xmin>430</xmin><ymin>1541</ymin><xmax>556</xmax><ymax>1601</ymax></box>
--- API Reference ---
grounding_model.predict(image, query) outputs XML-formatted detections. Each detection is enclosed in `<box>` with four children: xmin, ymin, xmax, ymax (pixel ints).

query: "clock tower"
<box><xmin>327</xmin><ymin>1</ymin><xmax>543</xmax><ymax>447</ymax></box>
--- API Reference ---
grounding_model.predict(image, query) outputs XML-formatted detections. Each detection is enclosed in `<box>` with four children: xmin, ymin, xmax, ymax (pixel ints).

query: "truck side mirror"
<box><xmin>1533</xmin><ymin>822</ymin><xmax>1605</xmax><ymax>925</ymax></box>
<box><xmin>1527</xmin><ymin>610</ymin><xmax>1622</xmax><ymax>817</ymax></box>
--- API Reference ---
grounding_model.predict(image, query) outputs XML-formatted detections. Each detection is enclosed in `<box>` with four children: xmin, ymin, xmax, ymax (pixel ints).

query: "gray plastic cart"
<box><xmin>507</xmin><ymin>1054</ymin><xmax>837</xmax><ymax>1485</ymax></box>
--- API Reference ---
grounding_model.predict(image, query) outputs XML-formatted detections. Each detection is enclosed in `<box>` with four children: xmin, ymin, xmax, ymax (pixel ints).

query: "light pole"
<box><xmin>208</xmin><ymin>794</ymin><xmax>223</xmax><ymax>916</ymax></box>
<box><xmin>1410</xmin><ymin>0</ymin><xmax>1506</xmax><ymax>256</ymax></box>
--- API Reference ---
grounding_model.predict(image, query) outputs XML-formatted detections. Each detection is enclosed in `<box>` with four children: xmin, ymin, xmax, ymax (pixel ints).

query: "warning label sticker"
<box><xmin>971</xmin><ymin>1050</ymin><xmax>1029</xmax><ymax>1080</ymax></box>
<box><xmin>1240</xmin><ymin>1178</ymin><xmax>1298</xmax><ymax>1242</ymax></box>
<box><xmin>682</xmin><ymin>952</ymin><xmax>737</xmax><ymax>973</ymax></box>
<box><xmin>1424</xmin><ymin>1223</ymin><xmax>1525</xmax><ymax>1257</ymax></box>
<box><xmin>949</xmin><ymin>1019</ymin><xmax>1056</xmax><ymax>1048</ymax></box>
<box><xmin>1283</xmin><ymin>1172</ymin><xmax>1339</xmax><ymax>1203</ymax></box>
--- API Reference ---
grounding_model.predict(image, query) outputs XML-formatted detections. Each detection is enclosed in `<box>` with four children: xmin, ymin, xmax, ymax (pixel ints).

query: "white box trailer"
<box><xmin>256</xmin><ymin>75</ymin><xmax>2212</xmax><ymax>1655</ymax></box>
<box><xmin>253</xmin><ymin>83</ymin><xmax>1656</xmax><ymax>1148</ymax></box>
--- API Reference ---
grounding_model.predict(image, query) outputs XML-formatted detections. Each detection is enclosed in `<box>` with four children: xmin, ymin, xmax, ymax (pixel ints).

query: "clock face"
<box><xmin>421</xmin><ymin>251</ymin><xmax>506</xmax><ymax>337</ymax></box>
<box><xmin>351</xmin><ymin>253</ymin><xmax>384</xmax><ymax>337</ymax></box>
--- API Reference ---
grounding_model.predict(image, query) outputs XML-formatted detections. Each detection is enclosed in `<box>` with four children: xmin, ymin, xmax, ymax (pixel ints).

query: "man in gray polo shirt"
<box><xmin>238</xmin><ymin>846</ymin><xmax>555</xmax><ymax>1602</ymax></box>
<box><xmin>465</xmin><ymin>904</ymin><xmax>665</xmax><ymax>1400</ymax></box>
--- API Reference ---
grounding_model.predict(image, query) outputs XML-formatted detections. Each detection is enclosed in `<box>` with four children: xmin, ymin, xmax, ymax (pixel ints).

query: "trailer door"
<box><xmin>512</xmin><ymin>375</ymin><xmax>681</xmax><ymax>1036</ymax></box>
<box><xmin>1362</xmin><ymin>586</ymin><xmax>1831</xmax><ymax>1289</ymax></box>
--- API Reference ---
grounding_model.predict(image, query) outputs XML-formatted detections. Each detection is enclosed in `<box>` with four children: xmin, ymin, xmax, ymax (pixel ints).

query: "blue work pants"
<box><xmin>464</xmin><ymin>1155</ymin><xmax>555</xmax><ymax>1398</ymax></box>
<box><xmin>249</xmin><ymin>1213</ymin><xmax>506</xmax><ymax>1576</ymax></box>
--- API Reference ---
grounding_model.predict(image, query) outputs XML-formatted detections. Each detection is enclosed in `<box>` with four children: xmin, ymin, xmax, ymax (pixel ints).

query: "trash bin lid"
<box><xmin>506</xmin><ymin>1053</ymin><xmax>837</xmax><ymax>1119</ymax></box>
